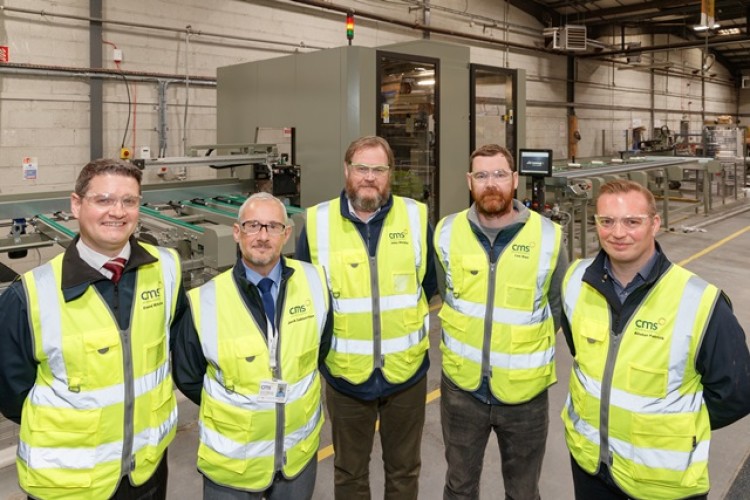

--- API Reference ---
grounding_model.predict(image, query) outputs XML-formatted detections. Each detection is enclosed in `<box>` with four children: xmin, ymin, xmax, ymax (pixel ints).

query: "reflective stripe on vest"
<box><xmin>199</xmin><ymin>404</ymin><xmax>322</xmax><ymax>461</ymax></box>
<box><xmin>441</xmin><ymin>331</ymin><xmax>554</xmax><ymax>371</ymax></box>
<box><xmin>331</xmin><ymin>315</ymin><xmax>429</xmax><ymax>356</ymax></box>
<box><xmin>563</xmin><ymin>394</ymin><xmax>710</xmax><ymax>470</ymax></box>
<box><xmin>18</xmin><ymin>405</ymin><xmax>178</xmax><ymax>469</ymax></box>
<box><xmin>436</xmin><ymin>210</ymin><xmax>560</xmax><ymax>402</ymax></box>
<box><xmin>562</xmin><ymin>262</ymin><xmax>717</xmax><ymax>499</ymax></box>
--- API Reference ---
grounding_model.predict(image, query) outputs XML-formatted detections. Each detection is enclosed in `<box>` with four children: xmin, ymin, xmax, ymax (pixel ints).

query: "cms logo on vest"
<box><xmin>511</xmin><ymin>241</ymin><xmax>535</xmax><ymax>259</ymax></box>
<box><xmin>289</xmin><ymin>299</ymin><xmax>313</xmax><ymax>315</ymax></box>
<box><xmin>141</xmin><ymin>288</ymin><xmax>161</xmax><ymax>301</ymax></box>
<box><xmin>511</xmin><ymin>242</ymin><xmax>536</xmax><ymax>252</ymax></box>
<box><xmin>389</xmin><ymin>228</ymin><xmax>409</xmax><ymax>245</ymax></box>
<box><xmin>634</xmin><ymin>317</ymin><xmax>666</xmax><ymax>331</ymax></box>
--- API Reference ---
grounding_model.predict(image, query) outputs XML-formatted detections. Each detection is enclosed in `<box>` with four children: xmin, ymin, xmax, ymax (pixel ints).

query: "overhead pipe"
<box><xmin>90</xmin><ymin>0</ymin><xmax>103</xmax><ymax>159</ymax></box>
<box><xmin>288</xmin><ymin>0</ymin><xmax>552</xmax><ymax>55</ymax></box>
<box><xmin>0</xmin><ymin>61</ymin><xmax>216</xmax><ymax>86</ymax></box>
<box><xmin>0</xmin><ymin>5</ymin><xmax>323</xmax><ymax>51</ymax></box>
<box><xmin>578</xmin><ymin>33</ymin><xmax>750</xmax><ymax>58</ymax></box>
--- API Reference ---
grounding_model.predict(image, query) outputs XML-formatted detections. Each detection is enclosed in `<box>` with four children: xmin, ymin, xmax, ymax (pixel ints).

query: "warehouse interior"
<box><xmin>1</xmin><ymin>0</ymin><xmax>750</xmax><ymax>498</ymax></box>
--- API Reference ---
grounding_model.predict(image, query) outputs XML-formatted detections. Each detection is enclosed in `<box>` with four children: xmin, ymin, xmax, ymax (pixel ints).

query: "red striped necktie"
<box><xmin>103</xmin><ymin>257</ymin><xmax>127</xmax><ymax>284</ymax></box>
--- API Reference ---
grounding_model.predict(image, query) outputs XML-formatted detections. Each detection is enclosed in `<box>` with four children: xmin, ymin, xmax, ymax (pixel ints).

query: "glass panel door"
<box><xmin>470</xmin><ymin>65</ymin><xmax>516</xmax><ymax>155</ymax></box>
<box><xmin>377</xmin><ymin>52</ymin><xmax>439</xmax><ymax>223</ymax></box>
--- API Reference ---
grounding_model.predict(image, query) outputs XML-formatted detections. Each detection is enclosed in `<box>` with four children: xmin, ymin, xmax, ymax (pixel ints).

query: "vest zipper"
<box><xmin>357</xmin><ymin>223</ymin><xmax>383</xmax><ymax>370</ymax></box>
<box><xmin>482</xmin><ymin>261</ymin><xmax>498</xmax><ymax>381</ymax></box>
<box><xmin>273</xmin><ymin>285</ymin><xmax>287</xmax><ymax>473</ymax></box>
<box><xmin>370</xmin><ymin>255</ymin><xmax>383</xmax><ymax>369</ymax></box>
<box><xmin>103</xmin><ymin>281</ymin><xmax>136</xmax><ymax>477</ymax></box>
<box><xmin>599</xmin><ymin>325</ymin><xmax>623</xmax><ymax>470</ymax></box>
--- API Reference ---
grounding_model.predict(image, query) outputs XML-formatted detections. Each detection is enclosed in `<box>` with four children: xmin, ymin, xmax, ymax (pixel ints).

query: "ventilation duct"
<box><xmin>544</xmin><ymin>25</ymin><xmax>587</xmax><ymax>51</ymax></box>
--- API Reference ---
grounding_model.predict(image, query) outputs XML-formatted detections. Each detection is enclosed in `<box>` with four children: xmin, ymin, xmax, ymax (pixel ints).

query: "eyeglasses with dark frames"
<box><xmin>238</xmin><ymin>220</ymin><xmax>287</xmax><ymax>235</ymax></box>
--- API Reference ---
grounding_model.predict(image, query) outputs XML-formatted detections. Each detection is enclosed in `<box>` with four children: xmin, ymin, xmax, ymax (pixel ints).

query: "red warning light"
<box><xmin>346</xmin><ymin>12</ymin><xmax>355</xmax><ymax>44</ymax></box>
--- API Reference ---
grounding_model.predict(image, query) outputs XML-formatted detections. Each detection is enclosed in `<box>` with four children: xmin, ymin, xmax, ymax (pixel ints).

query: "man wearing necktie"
<box><xmin>0</xmin><ymin>159</ymin><xmax>186</xmax><ymax>499</ymax></box>
<box><xmin>172</xmin><ymin>192</ymin><xmax>333</xmax><ymax>500</ymax></box>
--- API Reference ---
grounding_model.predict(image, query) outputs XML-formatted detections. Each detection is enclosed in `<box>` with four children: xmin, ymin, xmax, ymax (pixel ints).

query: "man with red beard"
<box><xmin>296</xmin><ymin>136</ymin><xmax>437</xmax><ymax>499</ymax></box>
<box><xmin>434</xmin><ymin>144</ymin><xmax>568</xmax><ymax>500</ymax></box>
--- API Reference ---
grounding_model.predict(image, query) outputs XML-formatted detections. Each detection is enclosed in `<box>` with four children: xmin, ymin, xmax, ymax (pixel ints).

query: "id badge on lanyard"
<box><xmin>258</xmin><ymin>313</ymin><xmax>288</xmax><ymax>404</ymax></box>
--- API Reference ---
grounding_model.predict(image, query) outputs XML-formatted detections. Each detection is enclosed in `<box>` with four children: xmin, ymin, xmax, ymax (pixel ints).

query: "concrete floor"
<box><xmin>1</xmin><ymin>199</ymin><xmax>750</xmax><ymax>499</ymax></box>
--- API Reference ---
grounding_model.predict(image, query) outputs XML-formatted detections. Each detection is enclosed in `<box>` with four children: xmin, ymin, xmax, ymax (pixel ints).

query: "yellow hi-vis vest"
<box><xmin>435</xmin><ymin>210</ymin><xmax>561</xmax><ymax>403</ymax></box>
<box><xmin>561</xmin><ymin>258</ymin><xmax>719</xmax><ymax>500</ymax></box>
<box><xmin>189</xmin><ymin>259</ymin><xmax>329</xmax><ymax>491</ymax></box>
<box><xmin>305</xmin><ymin>196</ymin><xmax>429</xmax><ymax>385</ymax></box>
<box><xmin>19</xmin><ymin>243</ymin><xmax>181</xmax><ymax>500</ymax></box>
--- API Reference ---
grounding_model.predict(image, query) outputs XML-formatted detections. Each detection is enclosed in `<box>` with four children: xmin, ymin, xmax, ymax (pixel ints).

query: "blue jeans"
<box><xmin>441</xmin><ymin>376</ymin><xmax>549</xmax><ymax>500</ymax></box>
<box><xmin>202</xmin><ymin>458</ymin><xmax>317</xmax><ymax>500</ymax></box>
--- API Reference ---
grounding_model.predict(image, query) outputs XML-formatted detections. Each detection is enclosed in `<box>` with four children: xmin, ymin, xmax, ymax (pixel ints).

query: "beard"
<box><xmin>243</xmin><ymin>242</ymin><xmax>276</xmax><ymax>268</ymax></box>
<box><xmin>346</xmin><ymin>180</ymin><xmax>390</xmax><ymax>213</ymax></box>
<box><xmin>475</xmin><ymin>187</ymin><xmax>513</xmax><ymax>218</ymax></box>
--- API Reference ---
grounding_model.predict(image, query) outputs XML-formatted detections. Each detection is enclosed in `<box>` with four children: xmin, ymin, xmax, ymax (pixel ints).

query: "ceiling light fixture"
<box><xmin>693</xmin><ymin>23</ymin><xmax>720</xmax><ymax>31</ymax></box>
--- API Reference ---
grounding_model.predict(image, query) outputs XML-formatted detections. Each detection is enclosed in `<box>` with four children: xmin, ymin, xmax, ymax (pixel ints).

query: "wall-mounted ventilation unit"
<box><xmin>543</xmin><ymin>25</ymin><xmax>587</xmax><ymax>51</ymax></box>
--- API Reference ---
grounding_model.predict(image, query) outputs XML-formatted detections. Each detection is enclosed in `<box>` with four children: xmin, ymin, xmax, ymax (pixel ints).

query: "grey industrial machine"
<box><xmin>0</xmin><ymin>142</ymin><xmax>302</xmax><ymax>292</ymax></box>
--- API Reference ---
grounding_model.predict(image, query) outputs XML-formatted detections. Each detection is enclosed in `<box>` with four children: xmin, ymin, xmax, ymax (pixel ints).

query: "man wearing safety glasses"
<box><xmin>0</xmin><ymin>158</ymin><xmax>185</xmax><ymax>499</ymax></box>
<box><xmin>296</xmin><ymin>135</ymin><xmax>438</xmax><ymax>499</ymax></box>
<box><xmin>172</xmin><ymin>192</ymin><xmax>332</xmax><ymax>499</ymax></box>
<box><xmin>434</xmin><ymin>143</ymin><xmax>567</xmax><ymax>500</ymax></box>
<box><xmin>561</xmin><ymin>178</ymin><xmax>750</xmax><ymax>499</ymax></box>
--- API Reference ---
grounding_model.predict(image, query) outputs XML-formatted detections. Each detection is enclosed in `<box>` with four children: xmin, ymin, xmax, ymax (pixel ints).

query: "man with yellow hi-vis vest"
<box><xmin>172</xmin><ymin>192</ymin><xmax>332</xmax><ymax>499</ymax></box>
<box><xmin>296</xmin><ymin>135</ymin><xmax>438</xmax><ymax>500</ymax></box>
<box><xmin>561</xmin><ymin>179</ymin><xmax>750</xmax><ymax>500</ymax></box>
<box><xmin>0</xmin><ymin>159</ymin><xmax>186</xmax><ymax>500</ymax></box>
<box><xmin>434</xmin><ymin>144</ymin><xmax>568</xmax><ymax>500</ymax></box>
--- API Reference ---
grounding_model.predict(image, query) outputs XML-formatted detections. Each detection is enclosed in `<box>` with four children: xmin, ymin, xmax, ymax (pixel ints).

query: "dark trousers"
<box><xmin>441</xmin><ymin>377</ymin><xmax>548</xmax><ymax>500</ymax></box>
<box><xmin>28</xmin><ymin>453</ymin><xmax>168</xmax><ymax>500</ymax></box>
<box><xmin>570</xmin><ymin>455</ymin><xmax>708</xmax><ymax>500</ymax></box>
<box><xmin>326</xmin><ymin>376</ymin><xmax>427</xmax><ymax>500</ymax></box>
<box><xmin>202</xmin><ymin>458</ymin><xmax>317</xmax><ymax>500</ymax></box>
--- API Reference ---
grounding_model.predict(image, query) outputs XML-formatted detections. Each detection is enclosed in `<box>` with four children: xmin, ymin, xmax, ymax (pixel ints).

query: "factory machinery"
<box><xmin>0</xmin><ymin>143</ymin><xmax>302</xmax><ymax>295</ymax></box>
<box><xmin>532</xmin><ymin>154</ymin><xmax>747</xmax><ymax>259</ymax></box>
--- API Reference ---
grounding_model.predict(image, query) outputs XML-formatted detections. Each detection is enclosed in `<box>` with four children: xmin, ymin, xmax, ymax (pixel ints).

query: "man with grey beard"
<box><xmin>434</xmin><ymin>144</ymin><xmax>568</xmax><ymax>500</ymax></box>
<box><xmin>296</xmin><ymin>136</ymin><xmax>437</xmax><ymax>500</ymax></box>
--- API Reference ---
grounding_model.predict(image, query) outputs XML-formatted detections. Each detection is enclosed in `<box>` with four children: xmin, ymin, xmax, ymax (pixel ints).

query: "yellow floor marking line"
<box><xmin>677</xmin><ymin>225</ymin><xmax>750</xmax><ymax>267</ymax></box>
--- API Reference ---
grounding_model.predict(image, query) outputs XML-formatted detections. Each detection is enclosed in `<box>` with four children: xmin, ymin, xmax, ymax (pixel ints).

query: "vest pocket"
<box><xmin>221</xmin><ymin>338</ymin><xmax>268</xmax><ymax>392</ymax></box>
<box><xmin>199</xmin><ymin>404</ymin><xmax>251</xmax><ymax>474</ymax></box>
<box><xmin>25</xmin><ymin>406</ymin><xmax>101</xmax><ymax>487</ymax></box>
<box><xmin>502</xmin><ymin>284</ymin><xmax>535</xmax><ymax>310</ymax></box>
<box><xmin>457</xmin><ymin>255</ymin><xmax>486</xmax><ymax>295</ymax></box>
<box><xmin>630</xmin><ymin>412</ymin><xmax>698</xmax><ymax>487</ymax></box>
<box><xmin>626</xmin><ymin>364</ymin><xmax>667</xmax><ymax>398</ymax></box>
<box><xmin>297</xmin><ymin>345</ymin><xmax>318</xmax><ymax>374</ymax></box>
<box><xmin>507</xmin><ymin>328</ymin><xmax>553</xmax><ymax>381</ymax></box>
<box><xmin>145</xmin><ymin>380</ymin><xmax>176</xmax><ymax>461</ymax></box>
<box><xmin>438</xmin><ymin>306</ymin><xmax>467</xmax><ymax>370</ymax></box>
<box><xmin>83</xmin><ymin>329</ymin><xmax>123</xmax><ymax>388</ymax></box>
<box><xmin>143</xmin><ymin>334</ymin><xmax>167</xmax><ymax>372</ymax></box>
<box><xmin>333</xmin><ymin>251</ymin><xmax>367</xmax><ymax>297</ymax></box>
